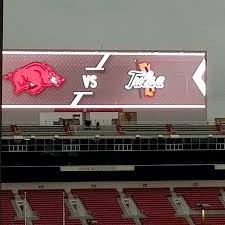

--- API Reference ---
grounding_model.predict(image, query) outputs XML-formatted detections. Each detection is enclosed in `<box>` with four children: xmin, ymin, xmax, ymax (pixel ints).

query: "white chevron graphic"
<box><xmin>70</xmin><ymin>92</ymin><xmax>93</xmax><ymax>106</ymax></box>
<box><xmin>85</xmin><ymin>53</ymin><xmax>110</xmax><ymax>71</ymax></box>
<box><xmin>192</xmin><ymin>58</ymin><xmax>206</xmax><ymax>96</ymax></box>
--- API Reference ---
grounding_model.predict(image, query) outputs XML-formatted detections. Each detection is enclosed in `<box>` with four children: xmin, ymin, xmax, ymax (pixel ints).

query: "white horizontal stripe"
<box><xmin>3</xmin><ymin>51</ymin><xmax>205</xmax><ymax>56</ymax></box>
<box><xmin>2</xmin><ymin>104</ymin><xmax>206</xmax><ymax>109</ymax></box>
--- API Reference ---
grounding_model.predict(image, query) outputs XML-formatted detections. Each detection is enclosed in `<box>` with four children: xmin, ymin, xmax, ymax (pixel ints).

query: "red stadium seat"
<box><xmin>2</xmin><ymin>187</ymin><xmax>225</xmax><ymax>225</ymax></box>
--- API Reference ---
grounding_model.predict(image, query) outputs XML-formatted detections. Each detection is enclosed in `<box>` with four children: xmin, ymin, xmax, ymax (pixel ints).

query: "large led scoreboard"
<box><xmin>2</xmin><ymin>50</ymin><xmax>206</xmax><ymax>109</ymax></box>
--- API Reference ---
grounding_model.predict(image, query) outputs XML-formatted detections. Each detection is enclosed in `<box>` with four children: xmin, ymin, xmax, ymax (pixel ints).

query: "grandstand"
<box><xmin>1</xmin><ymin>122</ymin><xmax>222</xmax><ymax>137</ymax></box>
<box><xmin>2</xmin><ymin>182</ymin><xmax>225</xmax><ymax>225</ymax></box>
<box><xmin>2</xmin><ymin>119</ymin><xmax>225</xmax><ymax>224</ymax></box>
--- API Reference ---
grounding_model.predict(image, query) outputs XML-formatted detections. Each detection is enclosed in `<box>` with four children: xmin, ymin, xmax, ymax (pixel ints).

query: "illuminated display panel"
<box><xmin>2</xmin><ymin>51</ymin><xmax>206</xmax><ymax>109</ymax></box>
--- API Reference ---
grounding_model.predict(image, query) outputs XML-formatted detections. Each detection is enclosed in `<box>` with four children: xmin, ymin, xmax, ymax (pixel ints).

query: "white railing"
<box><xmin>1</xmin><ymin>120</ymin><xmax>216</xmax><ymax>126</ymax></box>
<box><xmin>122</xmin><ymin>121</ymin><xmax>213</xmax><ymax>125</ymax></box>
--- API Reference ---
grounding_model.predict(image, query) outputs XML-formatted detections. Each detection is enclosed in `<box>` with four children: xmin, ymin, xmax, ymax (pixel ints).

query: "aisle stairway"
<box><xmin>124</xmin><ymin>188</ymin><xmax>189</xmax><ymax>225</ymax></box>
<box><xmin>71</xmin><ymin>189</ymin><xmax>136</xmax><ymax>225</ymax></box>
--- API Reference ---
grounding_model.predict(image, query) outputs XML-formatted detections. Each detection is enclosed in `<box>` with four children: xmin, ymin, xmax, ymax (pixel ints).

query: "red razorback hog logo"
<box><xmin>4</xmin><ymin>62</ymin><xmax>65</xmax><ymax>95</ymax></box>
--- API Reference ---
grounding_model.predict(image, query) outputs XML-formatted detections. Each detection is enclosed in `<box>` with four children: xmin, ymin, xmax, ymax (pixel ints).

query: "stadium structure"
<box><xmin>1</xmin><ymin>1</ymin><xmax>225</xmax><ymax>225</ymax></box>
<box><xmin>1</xmin><ymin>50</ymin><xmax>225</xmax><ymax>225</ymax></box>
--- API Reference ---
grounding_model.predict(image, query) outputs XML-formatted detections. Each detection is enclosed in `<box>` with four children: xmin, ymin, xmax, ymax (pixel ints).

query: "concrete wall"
<box><xmin>2</xmin><ymin>109</ymin><xmax>41</xmax><ymax>125</ymax></box>
<box><xmin>136</xmin><ymin>110</ymin><xmax>206</xmax><ymax>123</ymax></box>
<box><xmin>3</xmin><ymin>0</ymin><xmax>225</xmax><ymax>123</ymax></box>
<box><xmin>90</xmin><ymin>112</ymin><xmax>118</xmax><ymax>125</ymax></box>
<box><xmin>40</xmin><ymin>112</ymin><xmax>82</xmax><ymax>125</ymax></box>
<box><xmin>2</xmin><ymin>180</ymin><xmax>225</xmax><ymax>191</ymax></box>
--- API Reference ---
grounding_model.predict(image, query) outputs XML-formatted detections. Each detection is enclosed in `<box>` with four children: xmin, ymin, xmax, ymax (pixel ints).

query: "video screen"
<box><xmin>2</xmin><ymin>51</ymin><xmax>206</xmax><ymax>109</ymax></box>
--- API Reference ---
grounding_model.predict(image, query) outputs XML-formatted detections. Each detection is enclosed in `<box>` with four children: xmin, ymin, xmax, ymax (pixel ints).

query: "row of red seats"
<box><xmin>1</xmin><ymin>187</ymin><xmax>225</xmax><ymax>225</ymax></box>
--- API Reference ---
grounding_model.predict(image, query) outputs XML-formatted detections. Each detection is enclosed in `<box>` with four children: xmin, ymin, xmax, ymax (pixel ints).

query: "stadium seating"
<box><xmin>174</xmin><ymin>187</ymin><xmax>225</xmax><ymax>210</ymax></box>
<box><xmin>121</xmin><ymin>124</ymin><xmax>168</xmax><ymax>136</ymax></box>
<box><xmin>0</xmin><ymin>190</ymin><xmax>24</xmax><ymax>225</ymax></box>
<box><xmin>2</xmin><ymin>187</ymin><xmax>225</xmax><ymax>224</ymax></box>
<box><xmin>172</xmin><ymin>124</ymin><xmax>218</xmax><ymax>136</ymax></box>
<box><xmin>2</xmin><ymin>125</ymin><xmax>115</xmax><ymax>136</ymax></box>
<box><xmin>192</xmin><ymin>216</ymin><xmax>225</xmax><ymax>225</ymax></box>
<box><xmin>1</xmin><ymin>122</ymin><xmax>221</xmax><ymax>137</ymax></box>
<box><xmin>124</xmin><ymin>188</ymin><xmax>189</xmax><ymax>225</ymax></box>
<box><xmin>71</xmin><ymin>189</ymin><xmax>136</xmax><ymax>225</ymax></box>
<box><xmin>121</xmin><ymin>123</ymin><xmax>219</xmax><ymax>136</ymax></box>
<box><xmin>175</xmin><ymin>187</ymin><xmax>225</xmax><ymax>225</ymax></box>
<box><xmin>19</xmin><ymin>190</ymin><xmax>81</xmax><ymax>225</ymax></box>
<box><xmin>2</xmin><ymin>125</ymin><xmax>66</xmax><ymax>136</ymax></box>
